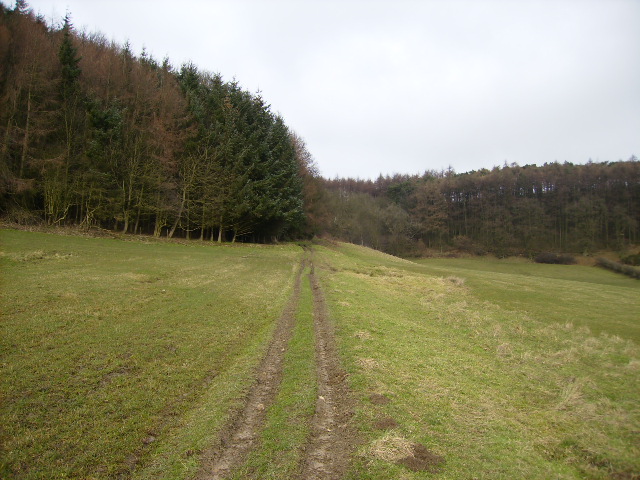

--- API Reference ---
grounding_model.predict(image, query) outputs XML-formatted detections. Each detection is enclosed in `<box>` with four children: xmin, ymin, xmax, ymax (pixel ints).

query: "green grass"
<box><xmin>0</xmin><ymin>229</ymin><xmax>302</xmax><ymax>479</ymax></box>
<box><xmin>314</xmin><ymin>242</ymin><xmax>640</xmax><ymax>479</ymax></box>
<box><xmin>2</xmin><ymin>231</ymin><xmax>639</xmax><ymax>479</ymax></box>
<box><xmin>413</xmin><ymin>257</ymin><xmax>640</xmax><ymax>341</ymax></box>
<box><xmin>231</xmin><ymin>264</ymin><xmax>318</xmax><ymax>479</ymax></box>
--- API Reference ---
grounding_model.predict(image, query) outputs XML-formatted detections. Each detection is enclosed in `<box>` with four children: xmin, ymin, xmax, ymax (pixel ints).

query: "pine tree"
<box><xmin>58</xmin><ymin>13</ymin><xmax>81</xmax><ymax>101</ymax></box>
<box><xmin>14</xmin><ymin>0</ymin><xmax>30</xmax><ymax>15</ymax></box>
<box><xmin>42</xmin><ymin>11</ymin><xmax>84</xmax><ymax>224</ymax></box>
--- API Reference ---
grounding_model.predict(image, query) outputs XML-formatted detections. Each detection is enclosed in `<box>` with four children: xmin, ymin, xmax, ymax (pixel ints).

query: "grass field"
<box><xmin>0</xmin><ymin>229</ymin><xmax>302</xmax><ymax>479</ymax></box>
<box><xmin>1</xmin><ymin>229</ymin><xmax>639</xmax><ymax>479</ymax></box>
<box><xmin>413</xmin><ymin>256</ymin><xmax>640</xmax><ymax>342</ymax></box>
<box><xmin>314</xmin><ymin>242</ymin><xmax>639</xmax><ymax>479</ymax></box>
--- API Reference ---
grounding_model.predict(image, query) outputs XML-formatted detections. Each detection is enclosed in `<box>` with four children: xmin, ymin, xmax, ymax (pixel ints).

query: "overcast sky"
<box><xmin>20</xmin><ymin>0</ymin><xmax>640</xmax><ymax>179</ymax></box>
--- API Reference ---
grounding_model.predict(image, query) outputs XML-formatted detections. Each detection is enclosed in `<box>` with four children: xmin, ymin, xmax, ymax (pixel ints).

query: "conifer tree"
<box><xmin>58</xmin><ymin>13</ymin><xmax>81</xmax><ymax>100</ymax></box>
<box><xmin>42</xmin><ymin>12</ymin><xmax>84</xmax><ymax>224</ymax></box>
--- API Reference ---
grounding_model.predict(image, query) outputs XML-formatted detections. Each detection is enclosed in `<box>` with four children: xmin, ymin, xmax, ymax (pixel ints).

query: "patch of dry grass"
<box><xmin>0</xmin><ymin>249</ymin><xmax>74</xmax><ymax>261</ymax></box>
<box><xmin>444</xmin><ymin>275</ymin><xmax>465</xmax><ymax>286</ymax></box>
<box><xmin>357</xmin><ymin>357</ymin><xmax>380</xmax><ymax>370</ymax></box>
<box><xmin>369</xmin><ymin>432</ymin><xmax>414</xmax><ymax>461</ymax></box>
<box><xmin>354</xmin><ymin>330</ymin><xmax>373</xmax><ymax>340</ymax></box>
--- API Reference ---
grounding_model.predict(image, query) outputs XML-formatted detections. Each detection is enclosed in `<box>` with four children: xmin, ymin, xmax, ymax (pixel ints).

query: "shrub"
<box><xmin>596</xmin><ymin>257</ymin><xmax>640</xmax><ymax>279</ymax></box>
<box><xmin>3</xmin><ymin>207</ymin><xmax>42</xmax><ymax>225</ymax></box>
<box><xmin>557</xmin><ymin>254</ymin><xmax>577</xmax><ymax>265</ymax></box>
<box><xmin>452</xmin><ymin>235</ymin><xmax>486</xmax><ymax>256</ymax></box>
<box><xmin>534</xmin><ymin>252</ymin><xmax>576</xmax><ymax>265</ymax></box>
<box><xmin>620</xmin><ymin>254</ymin><xmax>640</xmax><ymax>266</ymax></box>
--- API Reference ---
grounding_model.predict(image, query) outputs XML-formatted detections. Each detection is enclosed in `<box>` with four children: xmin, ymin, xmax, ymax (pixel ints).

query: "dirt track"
<box><xmin>197</xmin><ymin>253</ymin><xmax>356</xmax><ymax>479</ymax></box>
<box><xmin>298</xmin><ymin>263</ymin><xmax>357</xmax><ymax>479</ymax></box>
<box><xmin>196</xmin><ymin>261</ymin><xmax>303</xmax><ymax>479</ymax></box>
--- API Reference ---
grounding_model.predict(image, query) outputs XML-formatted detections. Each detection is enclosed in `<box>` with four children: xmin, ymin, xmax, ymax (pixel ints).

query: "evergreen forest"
<box><xmin>1</xmin><ymin>3</ymin><xmax>639</xmax><ymax>255</ymax></box>
<box><xmin>0</xmin><ymin>3</ymin><xmax>311</xmax><ymax>242</ymax></box>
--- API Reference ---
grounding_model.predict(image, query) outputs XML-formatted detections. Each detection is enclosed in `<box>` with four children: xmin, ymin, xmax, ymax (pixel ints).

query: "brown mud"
<box><xmin>374</xmin><ymin>417</ymin><xmax>399</xmax><ymax>430</ymax></box>
<box><xmin>397</xmin><ymin>443</ymin><xmax>445</xmax><ymax>472</ymax></box>
<box><xmin>298</xmin><ymin>264</ymin><xmax>358</xmax><ymax>480</ymax></box>
<box><xmin>196</xmin><ymin>261</ymin><xmax>304</xmax><ymax>480</ymax></box>
<box><xmin>197</xmin><ymin>253</ymin><xmax>358</xmax><ymax>479</ymax></box>
<box><xmin>369</xmin><ymin>393</ymin><xmax>391</xmax><ymax>405</ymax></box>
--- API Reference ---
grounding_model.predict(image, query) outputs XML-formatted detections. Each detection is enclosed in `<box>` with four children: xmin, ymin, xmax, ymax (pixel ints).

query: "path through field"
<box><xmin>197</xmin><ymin>253</ymin><xmax>356</xmax><ymax>479</ymax></box>
<box><xmin>196</xmin><ymin>261</ymin><xmax>303</xmax><ymax>479</ymax></box>
<box><xmin>299</xmin><ymin>263</ymin><xmax>358</xmax><ymax>479</ymax></box>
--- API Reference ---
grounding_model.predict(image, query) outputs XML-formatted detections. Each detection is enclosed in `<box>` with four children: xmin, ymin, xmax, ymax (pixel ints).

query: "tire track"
<box><xmin>196</xmin><ymin>260</ymin><xmax>304</xmax><ymax>480</ymax></box>
<box><xmin>299</xmin><ymin>261</ymin><xmax>358</xmax><ymax>480</ymax></box>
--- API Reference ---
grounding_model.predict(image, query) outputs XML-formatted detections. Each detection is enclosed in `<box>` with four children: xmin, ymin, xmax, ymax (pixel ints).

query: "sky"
<box><xmin>18</xmin><ymin>0</ymin><xmax>640</xmax><ymax>179</ymax></box>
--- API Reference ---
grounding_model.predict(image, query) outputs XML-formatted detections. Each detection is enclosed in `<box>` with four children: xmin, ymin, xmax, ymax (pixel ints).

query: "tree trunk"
<box><xmin>200</xmin><ymin>208</ymin><xmax>205</xmax><ymax>240</ymax></box>
<box><xmin>20</xmin><ymin>80</ymin><xmax>32</xmax><ymax>177</ymax></box>
<box><xmin>133</xmin><ymin>207</ymin><xmax>141</xmax><ymax>235</ymax></box>
<box><xmin>168</xmin><ymin>188</ymin><xmax>186</xmax><ymax>238</ymax></box>
<box><xmin>153</xmin><ymin>212</ymin><xmax>163</xmax><ymax>237</ymax></box>
<box><xmin>133</xmin><ymin>187</ymin><xmax>143</xmax><ymax>234</ymax></box>
<box><xmin>1</xmin><ymin>116</ymin><xmax>12</xmax><ymax>166</ymax></box>
<box><xmin>185</xmin><ymin>193</ymin><xmax>190</xmax><ymax>239</ymax></box>
<box><xmin>122</xmin><ymin>180</ymin><xmax>130</xmax><ymax>233</ymax></box>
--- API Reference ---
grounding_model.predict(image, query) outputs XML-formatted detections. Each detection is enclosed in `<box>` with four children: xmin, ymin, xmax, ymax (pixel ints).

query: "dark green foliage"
<box><xmin>58</xmin><ymin>13</ymin><xmax>81</xmax><ymax>99</ymax></box>
<box><xmin>596</xmin><ymin>257</ymin><xmax>640</xmax><ymax>279</ymax></box>
<box><xmin>14</xmin><ymin>0</ymin><xmax>29</xmax><ymax>14</ymax></box>
<box><xmin>175</xmin><ymin>66</ymin><xmax>304</xmax><ymax>241</ymax></box>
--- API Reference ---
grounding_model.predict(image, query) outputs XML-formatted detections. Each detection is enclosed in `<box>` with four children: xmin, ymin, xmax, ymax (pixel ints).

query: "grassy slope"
<box><xmin>314</xmin><ymin>243</ymin><xmax>640</xmax><ymax>479</ymax></box>
<box><xmin>414</xmin><ymin>257</ymin><xmax>640</xmax><ymax>342</ymax></box>
<box><xmin>0</xmin><ymin>229</ymin><xmax>301</xmax><ymax>479</ymax></box>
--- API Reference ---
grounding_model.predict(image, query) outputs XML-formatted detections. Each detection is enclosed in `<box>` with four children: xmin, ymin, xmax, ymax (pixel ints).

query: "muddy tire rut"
<box><xmin>196</xmin><ymin>262</ymin><xmax>304</xmax><ymax>479</ymax></box>
<box><xmin>197</xmin><ymin>254</ymin><xmax>356</xmax><ymax>479</ymax></box>
<box><xmin>298</xmin><ymin>264</ymin><xmax>358</xmax><ymax>480</ymax></box>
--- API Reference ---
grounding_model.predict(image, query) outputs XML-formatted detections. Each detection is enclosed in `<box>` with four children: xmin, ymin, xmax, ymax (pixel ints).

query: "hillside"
<box><xmin>316</xmin><ymin>160</ymin><xmax>640</xmax><ymax>257</ymax></box>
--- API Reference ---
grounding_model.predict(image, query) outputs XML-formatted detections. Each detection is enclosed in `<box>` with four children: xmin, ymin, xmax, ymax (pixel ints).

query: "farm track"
<box><xmin>196</xmin><ymin>260</ymin><xmax>304</xmax><ymax>479</ymax></box>
<box><xmin>298</xmin><ymin>261</ymin><xmax>357</xmax><ymax>480</ymax></box>
<box><xmin>197</xmin><ymin>250</ymin><xmax>357</xmax><ymax>479</ymax></box>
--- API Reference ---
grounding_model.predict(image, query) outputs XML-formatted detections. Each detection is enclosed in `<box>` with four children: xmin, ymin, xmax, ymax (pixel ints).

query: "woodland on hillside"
<box><xmin>315</xmin><ymin>160</ymin><xmax>640</xmax><ymax>257</ymax></box>
<box><xmin>1</xmin><ymin>2</ymin><xmax>638</xmax><ymax>256</ymax></box>
<box><xmin>0</xmin><ymin>2</ymin><xmax>313</xmax><ymax>242</ymax></box>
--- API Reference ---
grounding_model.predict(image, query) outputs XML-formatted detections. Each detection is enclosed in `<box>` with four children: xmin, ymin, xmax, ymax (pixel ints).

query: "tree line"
<box><xmin>314</xmin><ymin>159</ymin><xmax>640</xmax><ymax>257</ymax></box>
<box><xmin>0</xmin><ymin>2</ymin><xmax>312</xmax><ymax>242</ymax></box>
